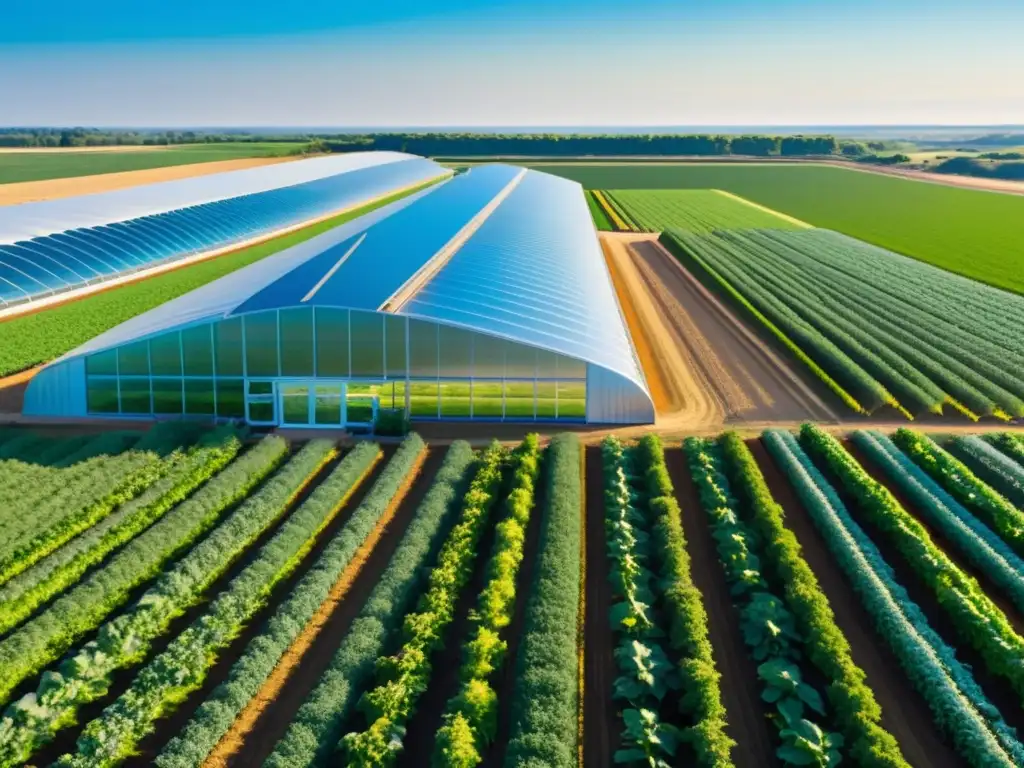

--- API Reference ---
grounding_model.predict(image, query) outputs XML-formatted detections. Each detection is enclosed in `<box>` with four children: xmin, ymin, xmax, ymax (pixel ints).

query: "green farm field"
<box><xmin>0</xmin><ymin>142</ymin><xmax>309</xmax><ymax>185</ymax></box>
<box><xmin>532</xmin><ymin>162</ymin><xmax>1024</xmax><ymax>294</ymax></box>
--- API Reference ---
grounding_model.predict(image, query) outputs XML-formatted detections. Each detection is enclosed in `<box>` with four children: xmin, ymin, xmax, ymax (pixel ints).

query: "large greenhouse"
<box><xmin>24</xmin><ymin>161</ymin><xmax>655</xmax><ymax>426</ymax></box>
<box><xmin>0</xmin><ymin>151</ymin><xmax>443</xmax><ymax>312</ymax></box>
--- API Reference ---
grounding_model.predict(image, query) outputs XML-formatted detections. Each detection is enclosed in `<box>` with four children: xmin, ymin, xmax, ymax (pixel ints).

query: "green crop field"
<box><xmin>531</xmin><ymin>163</ymin><xmax>1024</xmax><ymax>294</ymax></box>
<box><xmin>0</xmin><ymin>142</ymin><xmax>309</xmax><ymax>185</ymax></box>
<box><xmin>605</xmin><ymin>188</ymin><xmax>805</xmax><ymax>233</ymax></box>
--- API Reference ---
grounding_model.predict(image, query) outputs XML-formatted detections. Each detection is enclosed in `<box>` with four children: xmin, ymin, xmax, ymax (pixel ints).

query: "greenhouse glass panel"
<box><xmin>504</xmin><ymin>342</ymin><xmax>536</xmax><ymax>379</ymax></box>
<box><xmin>385</xmin><ymin>315</ymin><xmax>407</xmax><ymax>378</ymax></box>
<box><xmin>245</xmin><ymin>312</ymin><xmax>279</xmax><ymax>377</ymax></box>
<box><xmin>536</xmin><ymin>382</ymin><xmax>557</xmax><ymax>418</ymax></box>
<box><xmin>214</xmin><ymin>318</ymin><xmax>243</xmax><ymax>377</ymax></box>
<box><xmin>120</xmin><ymin>379</ymin><xmax>151</xmax><ymax>415</ymax></box>
<box><xmin>380</xmin><ymin>381</ymin><xmax>404</xmax><ymax>411</ymax></box>
<box><xmin>408</xmin><ymin>382</ymin><xmax>439</xmax><ymax>418</ymax></box>
<box><xmin>556</xmin><ymin>354</ymin><xmax>587</xmax><ymax>380</ymax></box>
<box><xmin>471</xmin><ymin>381</ymin><xmax>503</xmax><ymax>418</ymax></box>
<box><xmin>350</xmin><ymin>311</ymin><xmax>383</xmax><ymax>378</ymax></box>
<box><xmin>440</xmin><ymin>380</ymin><xmax>472</xmax><ymax>418</ymax></box>
<box><xmin>182</xmin><ymin>325</ymin><xmax>214</xmax><ymax>376</ymax></box>
<box><xmin>117</xmin><ymin>341</ymin><xmax>150</xmax><ymax>377</ymax></box>
<box><xmin>314</xmin><ymin>307</ymin><xmax>349</xmax><ymax>377</ymax></box>
<box><xmin>153</xmin><ymin>378</ymin><xmax>184</xmax><ymax>414</ymax></box>
<box><xmin>537</xmin><ymin>349</ymin><xmax>559</xmax><ymax>380</ymax></box>
<box><xmin>504</xmin><ymin>381</ymin><xmax>535</xmax><ymax>419</ymax></box>
<box><xmin>280</xmin><ymin>307</ymin><xmax>315</xmax><ymax>377</ymax></box>
<box><xmin>557</xmin><ymin>382</ymin><xmax>586</xmax><ymax>419</ymax></box>
<box><xmin>438</xmin><ymin>325</ymin><xmax>472</xmax><ymax>377</ymax></box>
<box><xmin>408</xmin><ymin>320</ymin><xmax>438</xmax><ymax>378</ymax></box>
<box><xmin>216</xmin><ymin>379</ymin><xmax>245</xmax><ymax>418</ymax></box>
<box><xmin>472</xmin><ymin>335</ymin><xmax>505</xmax><ymax>378</ymax></box>
<box><xmin>86</xmin><ymin>378</ymin><xmax>119</xmax><ymax>414</ymax></box>
<box><xmin>150</xmin><ymin>332</ymin><xmax>182</xmax><ymax>377</ymax></box>
<box><xmin>86</xmin><ymin>349</ymin><xmax>118</xmax><ymax>376</ymax></box>
<box><xmin>184</xmin><ymin>379</ymin><xmax>216</xmax><ymax>416</ymax></box>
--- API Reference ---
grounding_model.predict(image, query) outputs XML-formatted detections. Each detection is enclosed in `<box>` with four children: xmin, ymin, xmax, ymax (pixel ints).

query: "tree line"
<box><xmin>322</xmin><ymin>132</ymin><xmax>841</xmax><ymax>157</ymax></box>
<box><xmin>0</xmin><ymin>128</ymin><xmax>309</xmax><ymax>148</ymax></box>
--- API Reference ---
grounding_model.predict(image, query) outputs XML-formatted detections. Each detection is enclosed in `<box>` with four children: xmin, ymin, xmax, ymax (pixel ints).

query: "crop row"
<box><xmin>586</xmin><ymin>191</ymin><xmax>614</xmax><ymax>231</ymax></box>
<box><xmin>503</xmin><ymin>433</ymin><xmax>582</xmax><ymax>768</ymax></box>
<box><xmin>950</xmin><ymin>436</ymin><xmax>1024</xmax><ymax>508</ymax></box>
<box><xmin>799</xmin><ymin>425</ymin><xmax>1024</xmax><ymax>703</ymax></box>
<box><xmin>984</xmin><ymin>433</ymin><xmax>1024</xmax><ymax>467</ymax></box>
<box><xmin>159</xmin><ymin>434</ymin><xmax>438</xmax><ymax>768</ymax></box>
<box><xmin>601</xmin><ymin>437</ymin><xmax>685</xmax><ymax>766</ymax></box>
<box><xmin>660</xmin><ymin>227</ymin><xmax>1024</xmax><ymax>419</ymax></box>
<box><xmin>591</xmin><ymin>190</ymin><xmax>634</xmax><ymax>232</ymax></box>
<box><xmin>0</xmin><ymin>434</ymin><xmax>288</xmax><ymax>709</ymax></box>
<box><xmin>0</xmin><ymin>426</ymin><xmax>244</xmax><ymax>636</ymax></box>
<box><xmin>606</xmin><ymin>189</ymin><xmax>804</xmax><ymax>234</ymax></box>
<box><xmin>765</xmin><ymin>428</ymin><xmax>1024</xmax><ymax>768</ymax></box>
<box><xmin>684</xmin><ymin>437</ymin><xmax>843</xmax><ymax>767</ymax></box>
<box><xmin>634</xmin><ymin>435</ymin><xmax>733</xmax><ymax>766</ymax></box>
<box><xmin>718</xmin><ymin>433</ymin><xmax>907</xmax><ymax>767</ymax></box>
<box><xmin>0</xmin><ymin>438</ymin><xmax>333</xmax><ymax>766</ymax></box>
<box><xmin>58</xmin><ymin>441</ymin><xmax>384</xmax><ymax>767</ymax></box>
<box><xmin>433</xmin><ymin>434</ymin><xmax>542</xmax><ymax>766</ymax></box>
<box><xmin>341</xmin><ymin>442</ymin><xmax>506</xmax><ymax>765</ymax></box>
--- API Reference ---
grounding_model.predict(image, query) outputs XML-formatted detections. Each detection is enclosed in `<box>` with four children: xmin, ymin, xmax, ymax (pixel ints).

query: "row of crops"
<box><xmin>591</xmin><ymin>189</ymin><xmax>805</xmax><ymax>234</ymax></box>
<box><xmin>0</xmin><ymin>425</ymin><xmax>594</xmax><ymax>768</ymax></box>
<box><xmin>659</xmin><ymin>226</ymin><xmax>1024</xmax><ymax>420</ymax></box>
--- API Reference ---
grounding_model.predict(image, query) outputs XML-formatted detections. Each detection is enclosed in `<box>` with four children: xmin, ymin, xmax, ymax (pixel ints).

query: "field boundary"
<box><xmin>712</xmin><ymin>189</ymin><xmax>814</xmax><ymax>228</ymax></box>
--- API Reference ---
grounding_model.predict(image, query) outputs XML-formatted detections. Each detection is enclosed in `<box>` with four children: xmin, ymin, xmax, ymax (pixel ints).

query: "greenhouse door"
<box><xmin>277</xmin><ymin>382</ymin><xmax>346</xmax><ymax>428</ymax></box>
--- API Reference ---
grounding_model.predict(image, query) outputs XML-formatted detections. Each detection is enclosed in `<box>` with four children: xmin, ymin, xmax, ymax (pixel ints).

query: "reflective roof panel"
<box><xmin>233</xmin><ymin>164</ymin><xmax>521</xmax><ymax>315</ymax></box>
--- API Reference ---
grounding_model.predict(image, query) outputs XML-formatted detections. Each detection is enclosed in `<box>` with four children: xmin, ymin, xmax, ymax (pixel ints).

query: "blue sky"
<box><xmin>2</xmin><ymin>0</ymin><xmax>1022</xmax><ymax>126</ymax></box>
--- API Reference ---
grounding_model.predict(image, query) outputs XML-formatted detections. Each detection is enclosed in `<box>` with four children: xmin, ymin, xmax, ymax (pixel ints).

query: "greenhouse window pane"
<box><xmin>408</xmin><ymin>320</ymin><xmax>438</xmax><ymax>378</ymax></box>
<box><xmin>248</xmin><ymin>380</ymin><xmax>273</xmax><ymax>396</ymax></box>
<box><xmin>537</xmin><ymin>349</ymin><xmax>559</xmax><ymax>380</ymax></box>
<box><xmin>380</xmin><ymin>381</ymin><xmax>403</xmax><ymax>411</ymax></box>
<box><xmin>214</xmin><ymin>318</ymin><xmax>243</xmax><ymax>377</ymax></box>
<box><xmin>505</xmin><ymin>342</ymin><xmax>536</xmax><ymax>379</ymax></box>
<box><xmin>86</xmin><ymin>349</ymin><xmax>118</xmax><ymax>376</ymax></box>
<box><xmin>184</xmin><ymin>378</ymin><xmax>216</xmax><ymax>416</ymax></box>
<box><xmin>472</xmin><ymin>334</ymin><xmax>505</xmax><ymax>378</ymax></box>
<box><xmin>409</xmin><ymin>382</ymin><xmax>439</xmax><ymax>418</ymax></box>
<box><xmin>439</xmin><ymin>380</ymin><xmax>472</xmax><ymax>418</ymax></box>
<box><xmin>280</xmin><ymin>307</ymin><xmax>314</xmax><ymax>377</ymax></box>
<box><xmin>557</xmin><ymin>382</ymin><xmax>586</xmax><ymax>420</ymax></box>
<box><xmin>182</xmin><ymin>325</ymin><xmax>213</xmax><ymax>376</ymax></box>
<box><xmin>385</xmin><ymin>315</ymin><xmax>407</xmax><ymax>378</ymax></box>
<box><xmin>556</xmin><ymin>354</ymin><xmax>587</xmax><ymax>380</ymax></box>
<box><xmin>153</xmin><ymin>378</ymin><xmax>183</xmax><ymax>415</ymax></box>
<box><xmin>438</xmin><ymin>325</ymin><xmax>472</xmax><ymax>377</ymax></box>
<box><xmin>245</xmin><ymin>312</ymin><xmax>279</xmax><ymax>377</ymax></box>
<box><xmin>118</xmin><ymin>341</ymin><xmax>150</xmax><ymax>377</ymax></box>
<box><xmin>248</xmin><ymin>401</ymin><xmax>275</xmax><ymax>423</ymax></box>
<box><xmin>536</xmin><ymin>382</ymin><xmax>557</xmax><ymax>419</ymax></box>
<box><xmin>86</xmin><ymin>378</ymin><xmax>119</xmax><ymax>414</ymax></box>
<box><xmin>350</xmin><ymin>311</ymin><xmax>383</xmax><ymax>378</ymax></box>
<box><xmin>315</xmin><ymin>307</ymin><xmax>349</xmax><ymax>377</ymax></box>
<box><xmin>471</xmin><ymin>381</ymin><xmax>503</xmax><ymax>419</ymax></box>
<box><xmin>150</xmin><ymin>332</ymin><xmax>182</xmax><ymax>377</ymax></box>
<box><xmin>504</xmin><ymin>381</ymin><xmax>535</xmax><ymax>419</ymax></box>
<box><xmin>119</xmin><ymin>378</ymin><xmax>152</xmax><ymax>415</ymax></box>
<box><xmin>216</xmin><ymin>379</ymin><xmax>244</xmax><ymax>418</ymax></box>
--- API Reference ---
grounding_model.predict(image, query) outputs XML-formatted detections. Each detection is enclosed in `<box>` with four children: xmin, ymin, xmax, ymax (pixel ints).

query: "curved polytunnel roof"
<box><xmin>0</xmin><ymin>152</ymin><xmax>446</xmax><ymax>309</ymax></box>
<box><xmin>38</xmin><ymin>164</ymin><xmax>648</xmax><ymax>398</ymax></box>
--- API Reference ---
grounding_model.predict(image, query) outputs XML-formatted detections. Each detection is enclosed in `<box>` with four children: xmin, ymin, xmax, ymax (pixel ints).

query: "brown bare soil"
<box><xmin>664</xmin><ymin>447</ymin><xmax>779</xmax><ymax>768</ymax></box>
<box><xmin>829</xmin><ymin>441</ymin><xmax>1024</xmax><ymax>738</ymax></box>
<box><xmin>749</xmin><ymin>439</ymin><xmax>965</xmax><ymax>768</ymax></box>
<box><xmin>0</xmin><ymin>156</ymin><xmax>295</xmax><ymax>205</ymax></box>
<box><xmin>817</xmin><ymin>159</ymin><xmax>1024</xmax><ymax>196</ymax></box>
<box><xmin>581</xmin><ymin>446</ymin><xmax>618</xmax><ymax>768</ymax></box>
<box><xmin>217</xmin><ymin>446</ymin><xmax>441</xmax><ymax>767</ymax></box>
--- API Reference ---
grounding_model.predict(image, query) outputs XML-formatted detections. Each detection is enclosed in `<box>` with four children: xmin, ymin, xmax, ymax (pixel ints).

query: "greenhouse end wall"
<box><xmin>22</xmin><ymin>305</ymin><xmax>648</xmax><ymax>424</ymax></box>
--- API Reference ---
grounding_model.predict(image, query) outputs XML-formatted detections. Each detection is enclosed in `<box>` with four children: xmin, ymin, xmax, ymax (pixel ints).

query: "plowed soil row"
<box><xmin>581</xmin><ymin>446</ymin><xmax>618</xmax><ymax>768</ymax></box>
<box><xmin>839</xmin><ymin>440</ymin><xmax>1024</xmax><ymax>738</ymax></box>
<box><xmin>748</xmin><ymin>439</ymin><xmax>965</xmax><ymax>768</ymax></box>
<box><xmin>664</xmin><ymin>447</ymin><xmax>778</xmax><ymax>768</ymax></box>
<box><xmin>214</xmin><ymin>446</ymin><xmax>443</xmax><ymax>766</ymax></box>
<box><xmin>29</xmin><ymin>445</ymin><xmax>345</xmax><ymax>766</ymax></box>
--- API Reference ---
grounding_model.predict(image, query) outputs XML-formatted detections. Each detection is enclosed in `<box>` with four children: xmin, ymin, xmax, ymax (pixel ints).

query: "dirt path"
<box><xmin>581</xmin><ymin>446</ymin><xmax>618</xmax><ymax>768</ymax></box>
<box><xmin>749</xmin><ymin>439</ymin><xmax>965</xmax><ymax>768</ymax></box>
<box><xmin>665</xmin><ymin>447</ymin><xmax>778</xmax><ymax>768</ymax></box>
<box><xmin>216</xmin><ymin>446</ymin><xmax>442</xmax><ymax>767</ymax></box>
<box><xmin>122</xmin><ymin>447</ymin><xmax>388</xmax><ymax>764</ymax></box>
<box><xmin>0</xmin><ymin>156</ymin><xmax>296</xmax><ymax>205</ymax></box>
